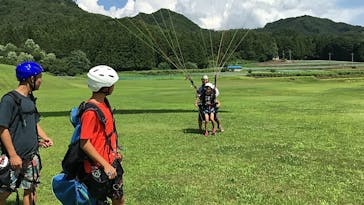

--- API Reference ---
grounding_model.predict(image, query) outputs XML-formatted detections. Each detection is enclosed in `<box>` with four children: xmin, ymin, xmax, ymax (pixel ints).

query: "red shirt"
<box><xmin>80</xmin><ymin>100</ymin><xmax>117</xmax><ymax>173</ymax></box>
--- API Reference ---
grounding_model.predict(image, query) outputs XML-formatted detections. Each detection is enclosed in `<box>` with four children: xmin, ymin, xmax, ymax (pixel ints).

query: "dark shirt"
<box><xmin>0</xmin><ymin>91</ymin><xmax>39</xmax><ymax>158</ymax></box>
<box><xmin>201</xmin><ymin>91</ymin><xmax>216</xmax><ymax>108</ymax></box>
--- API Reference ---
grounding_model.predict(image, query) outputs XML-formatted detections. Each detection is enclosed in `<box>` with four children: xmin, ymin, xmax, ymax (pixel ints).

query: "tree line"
<box><xmin>1</xmin><ymin>29</ymin><xmax>363</xmax><ymax>76</ymax></box>
<box><xmin>0</xmin><ymin>39</ymin><xmax>90</xmax><ymax>76</ymax></box>
<box><xmin>0</xmin><ymin>0</ymin><xmax>364</xmax><ymax>76</ymax></box>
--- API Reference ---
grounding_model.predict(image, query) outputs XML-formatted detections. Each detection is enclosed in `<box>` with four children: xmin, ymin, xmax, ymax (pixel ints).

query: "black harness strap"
<box><xmin>6</xmin><ymin>91</ymin><xmax>26</xmax><ymax>127</ymax></box>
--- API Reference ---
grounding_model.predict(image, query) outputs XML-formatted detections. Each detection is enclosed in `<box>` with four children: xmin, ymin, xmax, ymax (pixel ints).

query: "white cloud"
<box><xmin>74</xmin><ymin>0</ymin><xmax>137</xmax><ymax>17</ymax></box>
<box><xmin>134</xmin><ymin>0</ymin><xmax>176</xmax><ymax>14</ymax></box>
<box><xmin>74</xmin><ymin>0</ymin><xmax>364</xmax><ymax>30</ymax></box>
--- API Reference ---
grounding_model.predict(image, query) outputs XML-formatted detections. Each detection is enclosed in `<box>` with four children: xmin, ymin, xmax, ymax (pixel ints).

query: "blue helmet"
<box><xmin>16</xmin><ymin>61</ymin><xmax>44</xmax><ymax>82</ymax></box>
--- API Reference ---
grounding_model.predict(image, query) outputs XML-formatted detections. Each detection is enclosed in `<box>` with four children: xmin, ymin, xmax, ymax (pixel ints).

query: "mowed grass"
<box><xmin>1</xmin><ymin>64</ymin><xmax>364</xmax><ymax>204</ymax></box>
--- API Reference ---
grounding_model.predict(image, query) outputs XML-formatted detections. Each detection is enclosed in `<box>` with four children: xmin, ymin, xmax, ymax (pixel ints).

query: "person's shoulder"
<box><xmin>1</xmin><ymin>91</ymin><xmax>18</xmax><ymax>103</ymax></box>
<box><xmin>198</xmin><ymin>86</ymin><xmax>205</xmax><ymax>92</ymax></box>
<box><xmin>81</xmin><ymin>102</ymin><xmax>108</xmax><ymax>121</ymax></box>
<box><xmin>1</xmin><ymin>93</ymin><xmax>12</xmax><ymax>101</ymax></box>
<box><xmin>82</xmin><ymin>109</ymin><xmax>99</xmax><ymax>119</ymax></box>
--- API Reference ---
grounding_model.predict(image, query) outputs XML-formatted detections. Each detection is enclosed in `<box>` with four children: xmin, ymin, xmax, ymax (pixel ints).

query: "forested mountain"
<box><xmin>0</xmin><ymin>0</ymin><xmax>364</xmax><ymax>75</ymax></box>
<box><xmin>262</xmin><ymin>15</ymin><xmax>364</xmax><ymax>62</ymax></box>
<box><xmin>264</xmin><ymin>15</ymin><xmax>364</xmax><ymax>36</ymax></box>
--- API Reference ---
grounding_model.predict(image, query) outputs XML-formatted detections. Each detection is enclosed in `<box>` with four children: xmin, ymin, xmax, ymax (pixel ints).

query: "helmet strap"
<box><xmin>33</xmin><ymin>77</ymin><xmax>37</xmax><ymax>91</ymax></box>
<box><xmin>25</xmin><ymin>77</ymin><xmax>35</xmax><ymax>91</ymax></box>
<box><xmin>99</xmin><ymin>87</ymin><xmax>111</xmax><ymax>96</ymax></box>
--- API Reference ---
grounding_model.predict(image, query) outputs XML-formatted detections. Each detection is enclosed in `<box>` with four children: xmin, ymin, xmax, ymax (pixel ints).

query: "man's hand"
<box><xmin>104</xmin><ymin>164</ymin><xmax>117</xmax><ymax>180</ymax></box>
<box><xmin>10</xmin><ymin>154</ymin><xmax>22</xmax><ymax>169</ymax></box>
<box><xmin>116</xmin><ymin>152</ymin><xmax>123</xmax><ymax>160</ymax></box>
<box><xmin>39</xmin><ymin>137</ymin><xmax>53</xmax><ymax>148</ymax></box>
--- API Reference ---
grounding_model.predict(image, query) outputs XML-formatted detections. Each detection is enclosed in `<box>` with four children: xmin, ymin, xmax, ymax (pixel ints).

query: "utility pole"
<box><xmin>329</xmin><ymin>52</ymin><xmax>332</xmax><ymax>61</ymax></box>
<box><xmin>351</xmin><ymin>52</ymin><xmax>354</xmax><ymax>63</ymax></box>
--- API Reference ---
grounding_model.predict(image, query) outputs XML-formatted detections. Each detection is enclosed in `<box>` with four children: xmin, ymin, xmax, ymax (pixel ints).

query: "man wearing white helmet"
<box><xmin>195</xmin><ymin>74</ymin><xmax>223</xmax><ymax>133</ymax></box>
<box><xmin>79</xmin><ymin>65</ymin><xmax>125</xmax><ymax>205</ymax></box>
<box><xmin>197</xmin><ymin>75</ymin><xmax>220</xmax><ymax>96</ymax></box>
<box><xmin>200</xmin><ymin>83</ymin><xmax>221</xmax><ymax>136</ymax></box>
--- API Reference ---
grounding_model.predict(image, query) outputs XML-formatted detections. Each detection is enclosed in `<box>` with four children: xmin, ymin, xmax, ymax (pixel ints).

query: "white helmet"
<box><xmin>204</xmin><ymin>82</ymin><xmax>214</xmax><ymax>88</ymax></box>
<box><xmin>201</xmin><ymin>75</ymin><xmax>208</xmax><ymax>80</ymax></box>
<box><xmin>87</xmin><ymin>65</ymin><xmax>119</xmax><ymax>92</ymax></box>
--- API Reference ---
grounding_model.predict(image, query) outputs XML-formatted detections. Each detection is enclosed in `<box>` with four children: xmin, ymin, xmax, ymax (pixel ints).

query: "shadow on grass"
<box><xmin>40</xmin><ymin>109</ymin><xmax>195</xmax><ymax>117</ymax></box>
<box><xmin>41</xmin><ymin>109</ymin><xmax>228</xmax><ymax>117</ymax></box>
<box><xmin>183</xmin><ymin>128</ymin><xmax>203</xmax><ymax>134</ymax></box>
<box><xmin>6</xmin><ymin>200</ymin><xmax>19</xmax><ymax>205</ymax></box>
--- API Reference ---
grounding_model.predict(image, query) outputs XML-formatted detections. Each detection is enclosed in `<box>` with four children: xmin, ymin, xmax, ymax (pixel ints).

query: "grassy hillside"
<box><xmin>0</xmin><ymin>65</ymin><xmax>363</xmax><ymax>204</ymax></box>
<box><xmin>0</xmin><ymin>64</ymin><xmax>17</xmax><ymax>93</ymax></box>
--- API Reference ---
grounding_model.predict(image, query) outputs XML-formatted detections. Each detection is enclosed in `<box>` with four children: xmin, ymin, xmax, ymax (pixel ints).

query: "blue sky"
<box><xmin>97</xmin><ymin>0</ymin><xmax>127</xmax><ymax>10</ymax></box>
<box><xmin>75</xmin><ymin>0</ymin><xmax>364</xmax><ymax>30</ymax></box>
<box><xmin>336</xmin><ymin>0</ymin><xmax>364</xmax><ymax>9</ymax></box>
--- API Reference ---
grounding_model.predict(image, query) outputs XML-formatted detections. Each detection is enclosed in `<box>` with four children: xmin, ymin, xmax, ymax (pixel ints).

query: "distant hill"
<box><xmin>0</xmin><ymin>0</ymin><xmax>113</xmax><ymax>53</ymax></box>
<box><xmin>132</xmin><ymin>9</ymin><xmax>201</xmax><ymax>32</ymax></box>
<box><xmin>0</xmin><ymin>0</ymin><xmax>108</xmax><ymax>31</ymax></box>
<box><xmin>263</xmin><ymin>15</ymin><xmax>364</xmax><ymax>35</ymax></box>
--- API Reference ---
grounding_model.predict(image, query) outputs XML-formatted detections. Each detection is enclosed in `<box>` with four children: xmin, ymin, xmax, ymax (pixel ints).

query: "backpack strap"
<box><xmin>104</xmin><ymin>98</ymin><xmax>122</xmax><ymax>151</ymax></box>
<box><xmin>5</xmin><ymin>91</ymin><xmax>26</xmax><ymax>127</ymax></box>
<box><xmin>78</xmin><ymin>99</ymin><xmax>118</xmax><ymax>152</ymax></box>
<box><xmin>78</xmin><ymin>102</ymin><xmax>106</xmax><ymax>125</ymax></box>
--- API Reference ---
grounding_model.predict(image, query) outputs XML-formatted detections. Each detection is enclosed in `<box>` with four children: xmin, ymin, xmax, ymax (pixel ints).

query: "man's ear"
<box><xmin>26</xmin><ymin>77</ymin><xmax>34</xmax><ymax>85</ymax></box>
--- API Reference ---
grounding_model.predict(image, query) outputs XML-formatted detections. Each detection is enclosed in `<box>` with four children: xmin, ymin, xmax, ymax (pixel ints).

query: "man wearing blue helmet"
<box><xmin>0</xmin><ymin>61</ymin><xmax>53</xmax><ymax>205</ymax></box>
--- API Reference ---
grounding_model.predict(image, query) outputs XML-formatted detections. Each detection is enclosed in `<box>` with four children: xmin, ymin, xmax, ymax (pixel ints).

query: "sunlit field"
<box><xmin>1</xmin><ymin>63</ymin><xmax>363</xmax><ymax>204</ymax></box>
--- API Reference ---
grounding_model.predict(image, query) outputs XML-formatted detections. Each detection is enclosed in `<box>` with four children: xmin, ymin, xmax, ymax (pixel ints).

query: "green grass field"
<box><xmin>0</xmin><ymin>63</ymin><xmax>363</xmax><ymax>204</ymax></box>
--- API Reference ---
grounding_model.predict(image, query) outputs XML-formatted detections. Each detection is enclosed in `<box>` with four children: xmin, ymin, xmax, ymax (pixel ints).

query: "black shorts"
<box><xmin>198</xmin><ymin>108</ymin><xmax>219</xmax><ymax>121</ymax></box>
<box><xmin>84</xmin><ymin>160</ymin><xmax>124</xmax><ymax>201</ymax></box>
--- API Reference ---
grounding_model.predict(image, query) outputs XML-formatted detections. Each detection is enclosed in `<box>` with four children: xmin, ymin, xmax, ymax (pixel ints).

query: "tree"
<box><xmin>24</xmin><ymin>39</ymin><xmax>45</xmax><ymax>61</ymax></box>
<box><xmin>6</xmin><ymin>51</ymin><xmax>17</xmax><ymax>65</ymax></box>
<box><xmin>17</xmin><ymin>52</ymin><xmax>34</xmax><ymax>64</ymax></box>
<box><xmin>63</xmin><ymin>50</ymin><xmax>91</xmax><ymax>76</ymax></box>
<box><xmin>0</xmin><ymin>44</ymin><xmax>5</xmax><ymax>56</ymax></box>
<box><xmin>47</xmin><ymin>58</ymin><xmax>68</xmax><ymax>76</ymax></box>
<box><xmin>354</xmin><ymin>42</ymin><xmax>364</xmax><ymax>62</ymax></box>
<box><xmin>158</xmin><ymin>62</ymin><xmax>171</xmax><ymax>70</ymax></box>
<box><xmin>4</xmin><ymin>43</ymin><xmax>18</xmax><ymax>53</ymax></box>
<box><xmin>40</xmin><ymin>53</ymin><xmax>57</xmax><ymax>72</ymax></box>
<box><xmin>185</xmin><ymin>61</ymin><xmax>198</xmax><ymax>69</ymax></box>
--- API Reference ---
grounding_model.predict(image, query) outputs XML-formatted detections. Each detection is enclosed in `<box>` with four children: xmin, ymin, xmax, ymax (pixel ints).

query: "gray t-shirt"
<box><xmin>0</xmin><ymin>91</ymin><xmax>39</xmax><ymax>158</ymax></box>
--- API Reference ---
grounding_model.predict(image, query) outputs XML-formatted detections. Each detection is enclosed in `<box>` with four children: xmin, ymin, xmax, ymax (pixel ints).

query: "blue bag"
<box><xmin>52</xmin><ymin>173</ymin><xmax>95</xmax><ymax>205</ymax></box>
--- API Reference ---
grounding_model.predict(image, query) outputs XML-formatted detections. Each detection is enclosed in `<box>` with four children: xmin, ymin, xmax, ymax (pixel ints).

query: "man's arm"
<box><xmin>215</xmin><ymin>88</ymin><xmax>220</xmax><ymax>97</ymax></box>
<box><xmin>80</xmin><ymin>139</ymin><xmax>117</xmax><ymax>179</ymax></box>
<box><xmin>0</xmin><ymin>126</ymin><xmax>22</xmax><ymax>169</ymax></box>
<box><xmin>194</xmin><ymin>96</ymin><xmax>200</xmax><ymax>107</ymax></box>
<box><xmin>215</xmin><ymin>100</ymin><xmax>221</xmax><ymax>108</ymax></box>
<box><xmin>37</xmin><ymin>124</ymin><xmax>53</xmax><ymax>148</ymax></box>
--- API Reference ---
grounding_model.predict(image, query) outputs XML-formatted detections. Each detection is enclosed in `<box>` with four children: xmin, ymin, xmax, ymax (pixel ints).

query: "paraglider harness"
<box><xmin>200</xmin><ymin>88</ymin><xmax>217</xmax><ymax>114</ymax></box>
<box><xmin>0</xmin><ymin>90</ymin><xmax>41</xmax><ymax>205</ymax></box>
<box><xmin>58</xmin><ymin>98</ymin><xmax>123</xmax><ymax>204</ymax></box>
<box><xmin>188</xmin><ymin>74</ymin><xmax>219</xmax><ymax>119</ymax></box>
